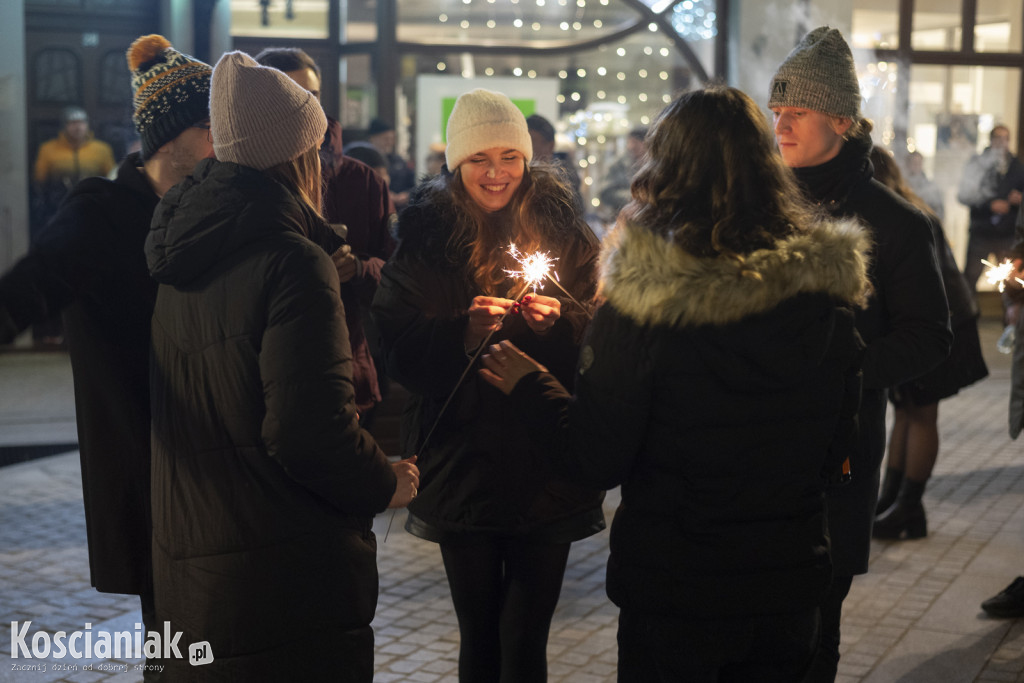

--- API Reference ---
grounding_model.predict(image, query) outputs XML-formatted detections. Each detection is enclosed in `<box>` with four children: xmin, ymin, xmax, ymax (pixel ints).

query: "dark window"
<box><xmin>33</xmin><ymin>48</ymin><xmax>81</xmax><ymax>105</ymax></box>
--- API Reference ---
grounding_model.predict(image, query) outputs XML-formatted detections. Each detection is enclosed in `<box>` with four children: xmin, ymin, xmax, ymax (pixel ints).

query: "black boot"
<box><xmin>873</xmin><ymin>477</ymin><xmax>927</xmax><ymax>540</ymax></box>
<box><xmin>875</xmin><ymin>466</ymin><xmax>904</xmax><ymax>515</ymax></box>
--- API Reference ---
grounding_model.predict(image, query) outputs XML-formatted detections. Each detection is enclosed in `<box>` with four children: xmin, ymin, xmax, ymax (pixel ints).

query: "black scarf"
<box><xmin>791</xmin><ymin>133</ymin><xmax>873</xmax><ymax>210</ymax></box>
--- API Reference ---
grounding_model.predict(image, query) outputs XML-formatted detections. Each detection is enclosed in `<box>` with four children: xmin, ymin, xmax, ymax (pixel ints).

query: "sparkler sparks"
<box><xmin>505</xmin><ymin>243</ymin><xmax>557</xmax><ymax>292</ymax></box>
<box><xmin>982</xmin><ymin>258</ymin><xmax>1024</xmax><ymax>292</ymax></box>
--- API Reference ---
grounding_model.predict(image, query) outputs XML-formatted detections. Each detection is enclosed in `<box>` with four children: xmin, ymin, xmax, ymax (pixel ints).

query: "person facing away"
<box><xmin>144</xmin><ymin>51</ymin><xmax>418</xmax><ymax>682</ymax></box>
<box><xmin>869</xmin><ymin>146</ymin><xmax>988</xmax><ymax>542</ymax></box>
<box><xmin>478</xmin><ymin>85</ymin><xmax>871</xmax><ymax>683</ymax></box>
<box><xmin>0</xmin><ymin>34</ymin><xmax>213</xmax><ymax>679</ymax></box>
<box><xmin>254</xmin><ymin>46</ymin><xmax>397</xmax><ymax>421</ymax></box>
<box><xmin>769</xmin><ymin>26</ymin><xmax>952</xmax><ymax>681</ymax></box>
<box><xmin>371</xmin><ymin>87</ymin><xmax>605</xmax><ymax>682</ymax></box>
<box><xmin>958</xmin><ymin>124</ymin><xmax>1024</xmax><ymax>298</ymax></box>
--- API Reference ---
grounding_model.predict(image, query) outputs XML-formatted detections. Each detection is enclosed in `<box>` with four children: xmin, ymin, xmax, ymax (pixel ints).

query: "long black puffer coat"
<box><xmin>371</xmin><ymin>168</ymin><xmax>605</xmax><ymax>543</ymax></box>
<box><xmin>793</xmin><ymin>133</ymin><xmax>952</xmax><ymax>575</ymax></box>
<box><xmin>145</xmin><ymin>159</ymin><xmax>396</xmax><ymax>680</ymax></box>
<box><xmin>508</xmin><ymin>217</ymin><xmax>871</xmax><ymax>619</ymax></box>
<box><xmin>0</xmin><ymin>153</ymin><xmax>156</xmax><ymax>596</ymax></box>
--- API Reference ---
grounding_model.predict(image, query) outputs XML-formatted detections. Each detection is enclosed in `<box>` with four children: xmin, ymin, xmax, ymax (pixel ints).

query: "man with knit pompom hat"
<box><xmin>0</xmin><ymin>35</ymin><xmax>213</xmax><ymax>679</ymax></box>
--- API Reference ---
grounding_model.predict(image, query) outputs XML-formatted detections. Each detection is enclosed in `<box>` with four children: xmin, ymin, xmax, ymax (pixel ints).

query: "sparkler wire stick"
<box><xmin>542</xmin><ymin>273</ymin><xmax>594</xmax><ymax>320</ymax></box>
<box><xmin>384</xmin><ymin>279</ymin><xmax>534</xmax><ymax>541</ymax></box>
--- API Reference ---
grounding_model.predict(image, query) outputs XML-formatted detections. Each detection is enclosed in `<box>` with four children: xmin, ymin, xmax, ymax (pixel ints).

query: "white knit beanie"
<box><xmin>210</xmin><ymin>51</ymin><xmax>327</xmax><ymax>171</ymax></box>
<box><xmin>445</xmin><ymin>89</ymin><xmax>533</xmax><ymax>170</ymax></box>
<box><xmin>768</xmin><ymin>26</ymin><xmax>862</xmax><ymax>119</ymax></box>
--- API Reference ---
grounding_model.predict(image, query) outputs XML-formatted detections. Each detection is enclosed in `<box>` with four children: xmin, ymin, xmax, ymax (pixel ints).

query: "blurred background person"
<box><xmin>958</xmin><ymin>125</ymin><xmax>1024</xmax><ymax>306</ymax></box>
<box><xmin>480</xmin><ymin>85</ymin><xmax>871</xmax><ymax>683</ymax></box>
<box><xmin>597</xmin><ymin>125</ymin><xmax>647</xmax><ymax>224</ymax></box>
<box><xmin>903</xmin><ymin>151</ymin><xmax>945</xmax><ymax>221</ymax></box>
<box><xmin>29</xmin><ymin>105</ymin><xmax>117</xmax><ymax>346</ymax></box>
<box><xmin>527</xmin><ymin>113</ymin><xmax>582</xmax><ymax>208</ymax></box>
<box><xmin>870</xmin><ymin>146</ymin><xmax>988</xmax><ymax>541</ymax></box>
<box><xmin>422</xmin><ymin>142</ymin><xmax>447</xmax><ymax>182</ymax></box>
<box><xmin>372</xmin><ymin>88</ymin><xmax>603</xmax><ymax>682</ymax></box>
<box><xmin>368</xmin><ymin>116</ymin><xmax>416</xmax><ymax>210</ymax></box>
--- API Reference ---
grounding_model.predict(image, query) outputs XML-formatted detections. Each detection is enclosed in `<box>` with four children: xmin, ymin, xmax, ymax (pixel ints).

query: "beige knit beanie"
<box><xmin>768</xmin><ymin>26</ymin><xmax>862</xmax><ymax>119</ymax></box>
<box><xmin>210</xmin><ymin>51</ymin><xmax>327</xmax><ymax>171</ymax></box>
<box><xmin>445</xmin><ymin>89</ymin><xmax>533</xmax><ymax>170</ymax></box>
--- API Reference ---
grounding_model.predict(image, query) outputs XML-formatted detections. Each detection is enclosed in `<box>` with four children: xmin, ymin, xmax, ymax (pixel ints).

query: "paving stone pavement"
<box><xmin>2</xmin><ymin>318</ymin><xmax>1024</xmax><ymax>682</ymax></box>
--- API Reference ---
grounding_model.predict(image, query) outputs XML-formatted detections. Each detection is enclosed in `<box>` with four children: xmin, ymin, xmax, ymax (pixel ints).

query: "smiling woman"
<box><xmin>370</xmin><ymin>87</ymin><xmax>604</xmax><ymax>681</ymax></box>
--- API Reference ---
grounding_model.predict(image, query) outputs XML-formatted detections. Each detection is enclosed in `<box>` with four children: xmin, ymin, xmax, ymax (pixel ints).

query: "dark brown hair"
<box><xmin>623</xmin><ymin>86</ymin><xmax>814</xmax><ymax>259</ymax></box>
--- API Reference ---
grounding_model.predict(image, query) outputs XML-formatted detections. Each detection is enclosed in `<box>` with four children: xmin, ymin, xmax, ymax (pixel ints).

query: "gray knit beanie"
<box><xmin>768</xmin><ymin>26</ymin><xmax>862</xmax><ymax>119</ymax></box>
<box><xmin>445</xmin><ymin>89</ymin><xmax>533</xmax><ymax>170</ymax></box>
<box><xmin>210</xmin><ymin>51</ymin><xmax>327</xmax><ymax>171</ymax></box>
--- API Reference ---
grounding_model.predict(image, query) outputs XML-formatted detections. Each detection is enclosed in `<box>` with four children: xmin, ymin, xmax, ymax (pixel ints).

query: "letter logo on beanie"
<box><xmin>768</xmin><ymin>26</ymin><xmax>861</xmax><ymax>119</ymax></box>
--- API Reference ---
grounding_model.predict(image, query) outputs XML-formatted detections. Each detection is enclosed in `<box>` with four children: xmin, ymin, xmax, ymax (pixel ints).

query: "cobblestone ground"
<box><xmin>2</xmin><ymin>319</ymin><xmax>1024</xmax><ymax>682</ymax></box>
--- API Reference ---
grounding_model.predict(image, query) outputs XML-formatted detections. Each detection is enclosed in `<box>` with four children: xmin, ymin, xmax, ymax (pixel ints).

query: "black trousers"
<box><xmin>801</xmin><ymin>574</ymin><xmax>854</xmax><ymax>683</ymax></box>
<box><xmin>440</xmin><ymin>536</ymin><xmax>571</xmax><ymax>683</ymax></box>
<box><xmin>616</xmin><ymin>607</ymin><xmax>819</xmax><ymax>683</ymax></box>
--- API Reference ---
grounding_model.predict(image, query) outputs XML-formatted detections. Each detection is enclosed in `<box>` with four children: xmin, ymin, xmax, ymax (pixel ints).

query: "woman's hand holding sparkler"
<box><xmin>479</xmin><ymin>340</ymin><xmax>548</xmax><ymax>395</ymax></box>
<box><xmin>521</xmin><ymin>294</ymin><xmax>561</xmax><ymax>335</ymax></box>
<box><xmin>387</xmin><ymin>455</ymin><xmax>420</xmax><ymax>509</ymax></box>
<box><xmin>466</xmin><ymin>296</ymin><xmax>516</xmax><ymax>349</ymax></box>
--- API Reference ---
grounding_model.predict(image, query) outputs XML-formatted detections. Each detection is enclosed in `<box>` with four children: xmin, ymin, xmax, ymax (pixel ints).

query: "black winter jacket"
<box><xmin>509</xmin><ymin>217</ymin><xmax>871</xmax><ymax>618</ymax></box>
<box><xmin>371</xmin><ymin>170</ymin><xmax>605</xmax><ymax>542</ymax></box>
<box><xmin>145</xmin><ymin>159</ymin><xmax>396</xmax><ymax>680</ymax></box>
<box><xmin>793</xmin><ymin>135</ymin><xmax>952</xmax><ymax>575</ymax></box>
<box><xmin>0</xmin><ymin>153</ymin><xmax>156</xmax><ymax>595</ymax></box>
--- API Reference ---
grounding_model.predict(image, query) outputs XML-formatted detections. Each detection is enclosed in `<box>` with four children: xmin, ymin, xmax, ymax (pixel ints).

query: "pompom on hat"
<box><xmin>768</xmin><ymin>26</ymin><xmax>862</xmax><ymax>119</ymax></box>
<box><xmin>210</xmin><ymin>51</ymin><xmax>327</xmax><ymax>171</ymax></box>
<box><xmin>445</xmin><ymin>89</ymin><xmax>533</xmax><ymax>170</ymax></box>
<box><xmin>127</xmin><ymin>35</ymin><xmax>212</xmax><ymax>160</ymax></box>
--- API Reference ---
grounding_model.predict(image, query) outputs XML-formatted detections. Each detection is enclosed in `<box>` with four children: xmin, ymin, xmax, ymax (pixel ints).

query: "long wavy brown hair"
<box><xmin>264</xmin><ymin>146</ymin><xmax>323</xmax><ymax>219</ymax></box>
<box><xmin>622</xmin><ymin>86</ymin><xmax>815</xmax><ymax>259</ymax></box>
<box><xmin>446</xmin><ymin>161</ymin><xmax>582</xmax><ymax>295</ymax></box>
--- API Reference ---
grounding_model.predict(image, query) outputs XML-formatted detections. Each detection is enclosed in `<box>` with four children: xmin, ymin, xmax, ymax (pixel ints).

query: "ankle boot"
<box><xmin>875</xmin><ymin>466</ymin><xmax>905</xmax><ymax>515</ymax></box>
<box><xmin>873</xmin><ymin>477</ymin><xmax>927</xmax><ymax>540</ymax></box>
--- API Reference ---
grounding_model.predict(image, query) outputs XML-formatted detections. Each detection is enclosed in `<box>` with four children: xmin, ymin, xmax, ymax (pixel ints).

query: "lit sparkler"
<box><xmin>505</xmin><ymin>243</ymin><xmax>556</xmax><ymax>293</ymax></box>
<box><xmin>982</xmin><ymin>258</ymin><xmax>1024</xmax><ymax>292</ymax></box>
<box><xmin>506</xmin><ymin>243</ymin><xmax>594</xmax><ymax>320</ymax></box>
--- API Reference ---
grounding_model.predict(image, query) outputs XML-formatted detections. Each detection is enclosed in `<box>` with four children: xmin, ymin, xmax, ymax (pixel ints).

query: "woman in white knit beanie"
<box><xmin>144</xmin><ymin>50</ymin><xmax>418</xmax><ymax>682</ymax></box>
<box><xmin>372</xmin><ymin>88</ymin><xmax>604</xmax><ymax>681</ymax></box>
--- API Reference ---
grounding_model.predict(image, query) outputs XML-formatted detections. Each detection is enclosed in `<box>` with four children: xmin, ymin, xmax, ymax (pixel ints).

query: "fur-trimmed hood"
<box><xmin>600</xmin><ymin>218</ymin><xmax>871</xmax><ymax>329</ymax></box>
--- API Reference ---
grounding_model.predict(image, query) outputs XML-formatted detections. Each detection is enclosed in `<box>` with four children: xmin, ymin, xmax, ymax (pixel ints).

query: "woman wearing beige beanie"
<box><xmin>144</xmin><ymin>51</ymin><xmax>418</xmax><ymax>681</ymax></box>
<box><xmin>372</xmin><ymin>88</ymin><xmax>604</xmax><ymax>681</ymax></box>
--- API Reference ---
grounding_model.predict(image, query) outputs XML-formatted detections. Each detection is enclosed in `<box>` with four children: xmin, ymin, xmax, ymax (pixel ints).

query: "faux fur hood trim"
<box><xmin>600</xmin><ymin>218</ymin><xmax>871</xmax><ymax>328</ymax></box>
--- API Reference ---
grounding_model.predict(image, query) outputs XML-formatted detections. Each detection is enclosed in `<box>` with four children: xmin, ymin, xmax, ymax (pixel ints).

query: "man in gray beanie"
<box><xmin>0</xmin><ymin>33</ymin><xmax>214</xmax><ymax>680</ymax></box>
<box><xmin>769</xmin><ymin>26</ymin><xmax>952</xmax><ymax>682</ymax></box>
